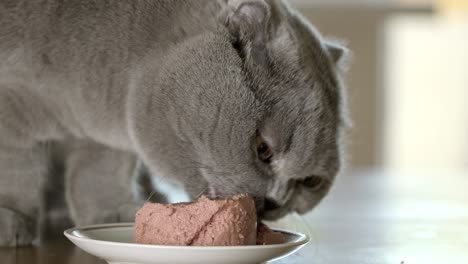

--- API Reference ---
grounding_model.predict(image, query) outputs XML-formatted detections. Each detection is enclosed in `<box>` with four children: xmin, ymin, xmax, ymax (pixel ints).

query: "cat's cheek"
<box><xmin>292</xmin><ymin>198</ymin><xmax>312</xmax><ymax>215</ymax></box>
<box><xmin>291</xmin><ymin>188</ymin><xmax>323</xmax><ymax>215</ymax></box>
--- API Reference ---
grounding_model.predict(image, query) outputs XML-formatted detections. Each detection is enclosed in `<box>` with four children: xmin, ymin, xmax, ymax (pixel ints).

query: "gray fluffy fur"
<box><xmin>0</xmin><ymin>0</ymin><xmax>349</xmax><ymax>246</ymax></box>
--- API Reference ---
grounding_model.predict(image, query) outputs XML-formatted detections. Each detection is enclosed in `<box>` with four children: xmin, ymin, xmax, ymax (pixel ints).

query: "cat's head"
<box><xmin>130</xmin><ymin>0</ymin><xmax>349</xmax><ymax>220</ymax></box>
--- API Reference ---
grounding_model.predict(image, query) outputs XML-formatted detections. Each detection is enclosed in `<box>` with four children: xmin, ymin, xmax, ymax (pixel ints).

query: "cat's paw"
<box><xmin>0</xmin><ymin>207</ymin><xmax>36</xmax><ymax>247</ymax></box>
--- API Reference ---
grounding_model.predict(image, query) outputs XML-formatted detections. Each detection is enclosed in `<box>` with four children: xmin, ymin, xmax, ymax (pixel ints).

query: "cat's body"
<box><xmin>0</xmin><ymin>0</ymin><xmax>349</xmax><ymax>247</ymax></box>
<box><xmin>0</xmin><ymin>1</ymin><xmax>219</xmax><ymax>149</ymax></box>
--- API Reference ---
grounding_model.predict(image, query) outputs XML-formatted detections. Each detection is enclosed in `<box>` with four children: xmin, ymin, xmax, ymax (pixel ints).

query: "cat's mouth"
<box><xmin>260</xmin><ymin>197</ymin><xmax>294</xmax><ymax>220</ymax></box>
<box><xmin>262</xmin><ymin>206</ymin><xmax>291</xmax><ymax>220</ymax></box>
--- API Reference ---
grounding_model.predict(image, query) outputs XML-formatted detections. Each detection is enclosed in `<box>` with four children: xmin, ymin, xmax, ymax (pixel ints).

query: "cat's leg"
<box><xmin>0</xmin><ymin>86</ymin><xmax>57</xmax><ymax>247</ymax></box>
<box><xmin>0</xmin><ymin>145</ymin><xmax>50</xmax><ymax>247</ymax></box>
<box><xmin>65</xmin><ymin>140</ymin><xmax>144</xmax><ymax>225</ymax></box>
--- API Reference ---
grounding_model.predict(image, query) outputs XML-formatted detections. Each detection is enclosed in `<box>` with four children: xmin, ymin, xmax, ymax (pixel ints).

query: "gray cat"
<box><xmin>0</xmin><ymin>0</ymin><xmax>349</xmax><ymax>247</ymax></box>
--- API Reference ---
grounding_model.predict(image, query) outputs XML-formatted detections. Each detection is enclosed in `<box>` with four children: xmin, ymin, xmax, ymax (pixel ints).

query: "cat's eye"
<box><xmin>256</xmin><ymin>135</ymin><xmax>273</xmax><ymax>163</ymax></box>
<box><xmin>302</xmin><ymin>176</ymin><xmax>324</xmax><ymax>190</ymax></box>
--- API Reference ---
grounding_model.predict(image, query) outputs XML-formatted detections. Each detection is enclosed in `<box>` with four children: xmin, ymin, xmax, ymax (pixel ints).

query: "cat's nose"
<box><xmin>264</xmin><ymin>198</ymin><xmax>281</xmax><ymax>211</ymax></box>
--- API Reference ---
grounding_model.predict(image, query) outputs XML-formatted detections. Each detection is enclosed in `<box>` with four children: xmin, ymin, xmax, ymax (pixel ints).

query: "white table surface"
<box><xmin>1</xmin><ymin>169</ymin><xmax>467</xmax><ymax>264</ymax></box>
<box><xmin>273</xmin><ymin>169</ymin><xmax>468</xmax><ymax>264</ymax></box>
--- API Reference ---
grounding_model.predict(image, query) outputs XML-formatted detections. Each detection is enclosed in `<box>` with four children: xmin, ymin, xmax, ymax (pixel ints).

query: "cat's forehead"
<box><xmin>257</xmin><ymin>26</ymin><xmax>339</xmax><ymax>110</ymax></box>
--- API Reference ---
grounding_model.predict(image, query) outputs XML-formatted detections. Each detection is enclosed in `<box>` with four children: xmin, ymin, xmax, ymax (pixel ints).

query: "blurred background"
<box><xmin>290</xmin><ymin>0</ymin><xmax>468</xmax><ymax>171</ymax></box>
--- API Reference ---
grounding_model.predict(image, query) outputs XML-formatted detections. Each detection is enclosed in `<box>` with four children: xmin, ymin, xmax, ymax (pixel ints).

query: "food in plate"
<box><xmin>134</xmin><ymin>194</ymin><xmax>285</xmax><ymax>246</ymax></box>
<box><xmin>134</xmin><ymin>194</ymin><xmax>257</xmax><ymax>246</ymax></box>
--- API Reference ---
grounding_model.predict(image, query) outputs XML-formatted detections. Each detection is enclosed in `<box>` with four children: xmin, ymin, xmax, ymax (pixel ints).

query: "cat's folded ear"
<box><xmin>324</xmin><ymin>40</ymin><xmax>351</xmax><ymax>73</ymax></box>
<box><xmin>219</xmin><ymin>0</ymin><xmax>272</xmax><ymax>66</ymax></box>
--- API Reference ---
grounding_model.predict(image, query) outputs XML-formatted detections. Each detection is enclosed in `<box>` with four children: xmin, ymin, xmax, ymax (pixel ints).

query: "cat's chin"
<box><xmin>261</xmin><ymin>207</ymin><xmax>291</xmax><ymax>221</ymax></box>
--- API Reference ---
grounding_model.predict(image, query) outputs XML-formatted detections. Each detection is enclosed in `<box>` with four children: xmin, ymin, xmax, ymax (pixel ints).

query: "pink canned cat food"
<box><xmin>134</xmin><ymin>194</ymin><xmax>257</xmax><ymax>246</ymax></box>
<box><xmin>134</xmin><ymin>194</ymin><xmax>285</xmax><ymax>246</ymax></box>
<box><xmin>256</xmin><ymin>223</ymin><xmax>285</xmax><ymax>245</ymax></box>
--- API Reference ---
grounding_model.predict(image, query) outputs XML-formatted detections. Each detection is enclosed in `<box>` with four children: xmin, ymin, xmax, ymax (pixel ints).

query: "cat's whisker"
<box><xmin>145</xmin><ymin>191</ymin><xmax>157</xmax><ymax>203</ymax></box>
<box><xmin>195</xmin><ymin>187</ymin><xmax>209</xmax><ymax>199</ymax></box>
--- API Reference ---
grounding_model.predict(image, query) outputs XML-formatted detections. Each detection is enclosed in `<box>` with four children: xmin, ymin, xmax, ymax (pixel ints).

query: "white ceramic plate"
<box><xmin>64</xmin><ymin>223</ymin><xmax>309</xmax><ymax>264</ymax></box>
